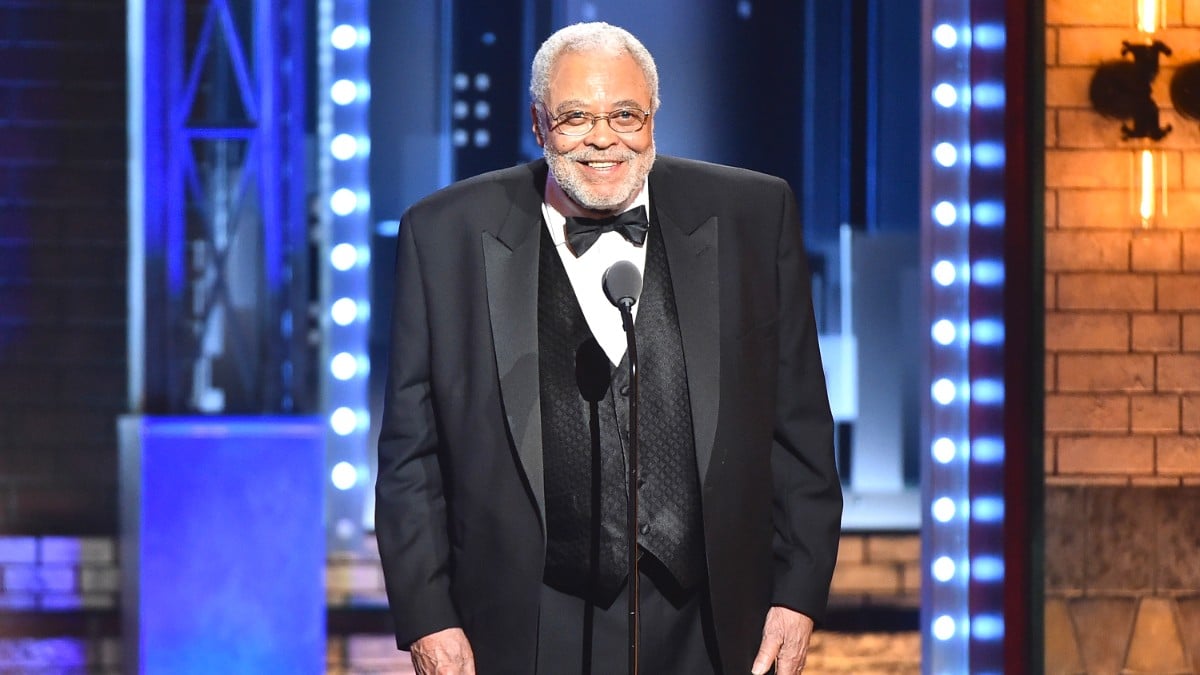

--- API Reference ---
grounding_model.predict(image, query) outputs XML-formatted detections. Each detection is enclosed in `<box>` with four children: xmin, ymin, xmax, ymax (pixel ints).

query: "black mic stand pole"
<box><xmin>617</xmin><ymin>297</ymin><xmax>640</xmax><ymax>675</ymax></box>
<box><xmin>603</xmin><ymin>260</ymin><xmax>643</xmax><ymax>675</ymax></box>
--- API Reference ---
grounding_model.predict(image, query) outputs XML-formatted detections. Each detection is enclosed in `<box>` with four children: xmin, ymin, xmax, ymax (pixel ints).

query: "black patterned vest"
<box><xmin>538</xmin><ymin>213</ymin><xmax>706</xmax><ymax>606</ymax></box>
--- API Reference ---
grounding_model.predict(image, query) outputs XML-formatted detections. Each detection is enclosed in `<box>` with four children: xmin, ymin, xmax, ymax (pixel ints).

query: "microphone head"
<box><xmin>602</xmin><ymin>260</ymin><xmax>643</xmax><ymax>308</ymax></box>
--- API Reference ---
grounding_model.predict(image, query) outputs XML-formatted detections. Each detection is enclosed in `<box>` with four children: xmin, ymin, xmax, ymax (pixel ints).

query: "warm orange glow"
<box><xmin>1139</xmin><ymin>149</ymin><xmax>1155</xmax><ymax>225</ymax></box>
<box><xmin>1137</xmin><ymin>0</ymin><xmax>1161</xmax><ymax>34</ymax></box>
<box><xmin>1135</xmin><ymin>149</ymin><xmax>1167</xmax><ymax>228</ymax></box>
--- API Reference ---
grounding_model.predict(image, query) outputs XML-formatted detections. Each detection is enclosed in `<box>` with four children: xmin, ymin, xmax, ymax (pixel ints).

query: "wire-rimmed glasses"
<box><xmin>548</xmin><ymin>107</ymin><xmax>651</xmax><ymax>136</ymax></box>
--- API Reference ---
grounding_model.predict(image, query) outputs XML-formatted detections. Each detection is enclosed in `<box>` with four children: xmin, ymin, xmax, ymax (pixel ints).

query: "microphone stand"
<box><xmin>602</xmin><ymin>258</ymin><xmax>643</xmax><ymax>675</ymax></box>
<box><xmin>616</xmin><ymin>297</ymin><xmax>640</xmax><ymax>675</ymax></box>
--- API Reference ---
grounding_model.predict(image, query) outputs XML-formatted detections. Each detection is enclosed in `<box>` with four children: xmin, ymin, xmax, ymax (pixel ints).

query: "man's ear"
<box><xmin>530</xmin><ymin>104</ymin><xmax>545</xmax><ymax>147</ymax></box>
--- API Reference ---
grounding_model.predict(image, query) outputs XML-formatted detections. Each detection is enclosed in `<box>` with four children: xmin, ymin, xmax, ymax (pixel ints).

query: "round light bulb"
<box><xmin>933</xmin><ymin>142</ymin><xmax>958</xmax><ymax>167</ymax></box>
<box><xmin>331</xmin><ymin>298</ymin><xmax>359</xmax><ymax>326</ymax></box>
<box><xmin>330</xmin><ymin>188</ymin><xmax>358</xmax><ymax>216</ymax></box>
<box><xmin>933</xmin><ymin>24</ymin><xmax>959</xmax><ymax>48</ymax></box>
<box><xmin>932</xmin><ymin>497</ymin><xmax>957</xmax><ymax>523</ymax></box>
<box><xmin>932</xmin><ymin>615</ymin><xmax>957</xmax><ymax>641</ymax></box>
<box><xmin>933</xmin><ymin>83</ymin><xmax>958</xmax><ymax>108</ymax></box>
<box><xmin>331</xmin><ymin>461</ymin><xmax>358</xmax><ymax>489</ymax></box>
<box><xmin>330</xmin><ymin>243</ymin><xmax>358</xmax><ymax>271</ymax></box>
<box><xmin>932</xmin><ymin>437</ymin><xmax>957</xmax><ymax>464</ymax></box>
<box><xmin>932</xmin><ymin>260</ymin><xmax>957</xmax><ymax>286</ymax></box>
<box><xmin>330</xmin><ymin>352</ymin><xmax>358</xmax><ymax>380</ymax></box>
<box><xmin>331</xmin><ymin>134</ymin><xmax>359</xmax><ymax>160</ymax></box>
<box><xmin>331</xmin><ymin>79</ymin><xmax>359</xmax><ymax>105</ymax></box>
<box><xmin>932</xmin><ymin>556</ymin><xmax>956</xmax><ymax>582</ymax></box>
<box><xmin>330</xmin><ymin>24</ymin><xmax>359</xmax><ymax>50</ymax></box>
<box><xmin>932</xmin><ymin>378</ymin><xmax>957</xmax><ymax>405</ymax></box>
<box><xmin>933</xmin><ymin>201</ymin><xmax>958</xmax><ymax>226</ymax></box>
<box><xmin>932</xmin><ymin>319</ymin><xmax>957</xmax><ymax>346</ymax></box>
<box><xmin>330</xmin><ymin>407</ymin><xmax>358</xmax><ymax>436</ymax></box>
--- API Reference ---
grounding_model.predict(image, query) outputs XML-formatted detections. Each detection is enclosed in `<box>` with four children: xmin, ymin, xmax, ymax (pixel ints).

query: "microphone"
<box><xmin>602</xmin><ymin>260</ymin><xmax>643</xmax><ymax>310</ymax></box>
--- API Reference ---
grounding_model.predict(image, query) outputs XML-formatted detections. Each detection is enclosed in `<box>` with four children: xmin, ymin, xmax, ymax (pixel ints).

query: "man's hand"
<box><xmin>410</xmin><ymin>627</ymin><xmax>475</xmax><ymax>675</ymax></box>
<box><xmin>751</xmin><ymin>606</ymin><xmax>815</xmax><ymax>675</ymax></box>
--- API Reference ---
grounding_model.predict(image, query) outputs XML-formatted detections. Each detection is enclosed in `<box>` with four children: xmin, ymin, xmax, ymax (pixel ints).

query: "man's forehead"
<box><xmin>546</xmin><ymin>50</ymin><xmax>650</xmax><ymax>100</ymax></box>
<box><xmin>550</xmin><ymin>49</ymin><xmax>642</xmax><ymax>75</ymax></box>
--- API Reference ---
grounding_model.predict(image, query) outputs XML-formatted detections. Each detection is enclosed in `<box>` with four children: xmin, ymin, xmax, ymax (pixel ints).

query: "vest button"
<box><xmin>639</xmin><ymin>523</ymin><xmax>651</xmax><ymax>535</ymax></box>
<box><xmin>619</xmin><ymin>385</ymin><xmax>630</xmax><ymax>397</ymax></box>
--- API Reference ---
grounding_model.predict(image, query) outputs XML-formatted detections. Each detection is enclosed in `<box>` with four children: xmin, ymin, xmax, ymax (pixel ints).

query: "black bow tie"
<box><xmin>563</xmin><ymin>206</ymin><xmax>649</xmax><ymax>257</ymax></box>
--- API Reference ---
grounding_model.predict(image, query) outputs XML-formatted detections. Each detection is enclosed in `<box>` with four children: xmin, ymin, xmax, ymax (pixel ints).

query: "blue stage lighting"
<box><xmin>922</xmin><ymin>1</ymin><xmax>1009</xmax><ymax>669</ymax></box>
<box><xmin>319</xmin><ymin>0</ymin><xmax>371</xmax><ymax>552</ymax></box>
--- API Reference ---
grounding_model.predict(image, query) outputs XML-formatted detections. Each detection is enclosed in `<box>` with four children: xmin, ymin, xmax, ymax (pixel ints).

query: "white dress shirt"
<box><xmin>541</xmin><ymin>182</ymin><xmax>650</xmax><ymax>366</ymax></box>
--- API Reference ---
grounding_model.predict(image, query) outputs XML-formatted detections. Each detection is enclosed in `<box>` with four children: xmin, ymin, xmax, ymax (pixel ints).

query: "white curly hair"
<box><xmin>529</xmin><ymin>22</ymin><xmax>660</xmax><ymax>114</ymax></box>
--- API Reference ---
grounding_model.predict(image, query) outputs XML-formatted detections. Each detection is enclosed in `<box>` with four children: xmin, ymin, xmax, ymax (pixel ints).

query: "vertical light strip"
<box><xmin>924</xmin><ymin>0</ymin><xmax>1011</xmax><ymax>670</ymax></box>
<box><xmin>922</xmin><ymin>0</ymin><xmax>972</xmax><ymax>671</ymax></box>
<box><xmin>1135</xmin><ymin>147</ymin><xmax>1167</xmax><ymax>228</ymax></box>
<box><xmin>127</xmin><ymin>0</ymin><xmax>147</xmax><ymax>411</ymax></box>
<box><xmin>1140</xmin><ymin>149</ymin><xmax>1155</xmax><ymax>225</ymax></box>
<box><xmin>319</xmin><ymin>0</ymin><xmax>371</xmax><ymax>552</ymax></box>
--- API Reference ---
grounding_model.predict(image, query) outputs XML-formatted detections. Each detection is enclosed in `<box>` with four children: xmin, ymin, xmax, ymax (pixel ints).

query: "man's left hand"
<box><xmin>751</xmin><ymin>606</ymin><xmax>814</xmax><ymax>675</ymax></box>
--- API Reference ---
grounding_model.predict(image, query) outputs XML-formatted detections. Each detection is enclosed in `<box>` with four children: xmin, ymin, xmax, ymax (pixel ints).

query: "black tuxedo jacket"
<box><xmin>376</xmin><ymin>156</ymin><xmax>842</xmax><ymax>674</ymax></box>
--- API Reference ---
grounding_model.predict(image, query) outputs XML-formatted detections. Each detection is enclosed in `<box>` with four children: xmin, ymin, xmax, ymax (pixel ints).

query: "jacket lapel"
<box><xmin>650</xmin><ymin>165</ymin><xmax>721</xmax><ymax>484</ymax></box>
<box><xmin>483</xmin><ymin>161</ymin><xmax>548</xmax><ymax>529</ymax></box>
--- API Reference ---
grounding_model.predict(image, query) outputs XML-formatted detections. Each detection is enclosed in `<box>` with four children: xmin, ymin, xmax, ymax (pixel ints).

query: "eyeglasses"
<box><xmin>548</xmin><ymin>107</ymin><xmax>652</xmax><ymax>136</ymax></box>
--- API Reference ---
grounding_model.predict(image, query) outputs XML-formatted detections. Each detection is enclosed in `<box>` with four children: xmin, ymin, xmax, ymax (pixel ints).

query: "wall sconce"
<box><xmin>1088</xmin><ymin>0</ymin><xmax>1171</xmax><ymax>227</ymax></box>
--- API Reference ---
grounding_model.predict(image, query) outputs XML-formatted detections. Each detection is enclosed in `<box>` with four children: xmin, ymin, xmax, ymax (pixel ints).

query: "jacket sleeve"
<box><xmin>375</xmin><ymin>213</ymin><xmax>461</xmax><ymax>649</ymax></box>
<box><xmin>768</xmin><ymin>182</ymin><xmax>844</xmax><ymax>624</ymax></box>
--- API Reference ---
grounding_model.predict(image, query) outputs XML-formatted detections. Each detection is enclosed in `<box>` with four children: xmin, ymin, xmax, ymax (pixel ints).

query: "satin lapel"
<box><xmin>656</xmin><ymin>207</ymin><xmax>720</xmax><ymax>484</ymax></box>
<box><xmin>482</xmin><ymin>168</ymin><xmax>546</xmax><ymax>530</ymax></box>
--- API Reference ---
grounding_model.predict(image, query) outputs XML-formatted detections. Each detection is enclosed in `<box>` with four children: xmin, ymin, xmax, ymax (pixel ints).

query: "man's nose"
<box><xmin>583</xmin><ymin>119</ymin><xmax>618</xmax><ymax>148</ymax></box>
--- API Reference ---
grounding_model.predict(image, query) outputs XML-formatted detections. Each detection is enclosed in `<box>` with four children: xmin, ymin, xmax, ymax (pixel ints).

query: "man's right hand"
<box><xmin>410</xmin><ymin>627</ymin><xmax>476</xmax><ymax>675</ymax></box>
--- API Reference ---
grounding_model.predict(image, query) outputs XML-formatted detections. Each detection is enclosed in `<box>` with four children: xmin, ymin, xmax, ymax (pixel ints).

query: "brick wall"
<box><xmin>829</xmin><ymin>533</ymin><xmax>921</xmax><ymax>609</ymax></box>
<box><xmin>1045</xmin><ymin>0</ymin><xmax>1200</xmax><ymax>671</ymax></box>
<box><xmin>0</xmin><ymin>1</ymin><xmax>128</xmax><ymax>535</ymax></box>
<box><xmin>0</xmin><ymin>536</ymin><xmax>119</xmax><ymax>671</ymax></box>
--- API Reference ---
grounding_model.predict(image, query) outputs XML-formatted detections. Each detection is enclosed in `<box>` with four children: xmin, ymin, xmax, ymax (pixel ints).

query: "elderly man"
<box><xmin>376</xmin><ymin>21</ymin><xmax>842</xmax><ymax>675</ymax></box>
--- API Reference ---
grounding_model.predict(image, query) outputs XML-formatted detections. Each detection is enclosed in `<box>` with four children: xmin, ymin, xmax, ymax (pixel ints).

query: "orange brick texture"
<box><xmin>1046</xmin><ymin>1</ymin><xmax>1200</xmax><ymax>671</ymax></box>
<box><xmin>828</xmin><ymin>533</ymin><xmax>920</xmax><ymax>607</ymax></box>
<box><xmin>1046</xmin><ymin>0</ymin><xmax>1200</xmax><ymax>484</ymax></box>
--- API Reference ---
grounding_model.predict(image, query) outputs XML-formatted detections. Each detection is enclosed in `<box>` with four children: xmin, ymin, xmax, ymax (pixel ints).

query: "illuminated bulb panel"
<box><xmin>922</xmin><ymin>0</ymin><xmax>1010</xmax><ymax>670</ymax></box>
<box><xmin>922</xmin><ymin>0</ymin><xmax>983</xmax><ymax>672</ymax></box>
<box><xmin>319</xmin><ymin>0</ymin><xmax>371</xmax><ymax>553</ymax></box>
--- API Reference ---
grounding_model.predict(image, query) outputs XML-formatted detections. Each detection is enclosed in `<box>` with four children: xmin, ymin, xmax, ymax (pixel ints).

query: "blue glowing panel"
<box><xmin>119</xmin><ymin>417</ymin><xmax>325</xmax><ymax>675</ymax></box>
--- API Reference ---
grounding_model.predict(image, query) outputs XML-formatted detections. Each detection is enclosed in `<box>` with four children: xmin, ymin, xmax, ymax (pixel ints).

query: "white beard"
<box><xmin>543</xmin><ymin>141</ymin><xmax>656</xmax><ymax>213</ymax></box>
